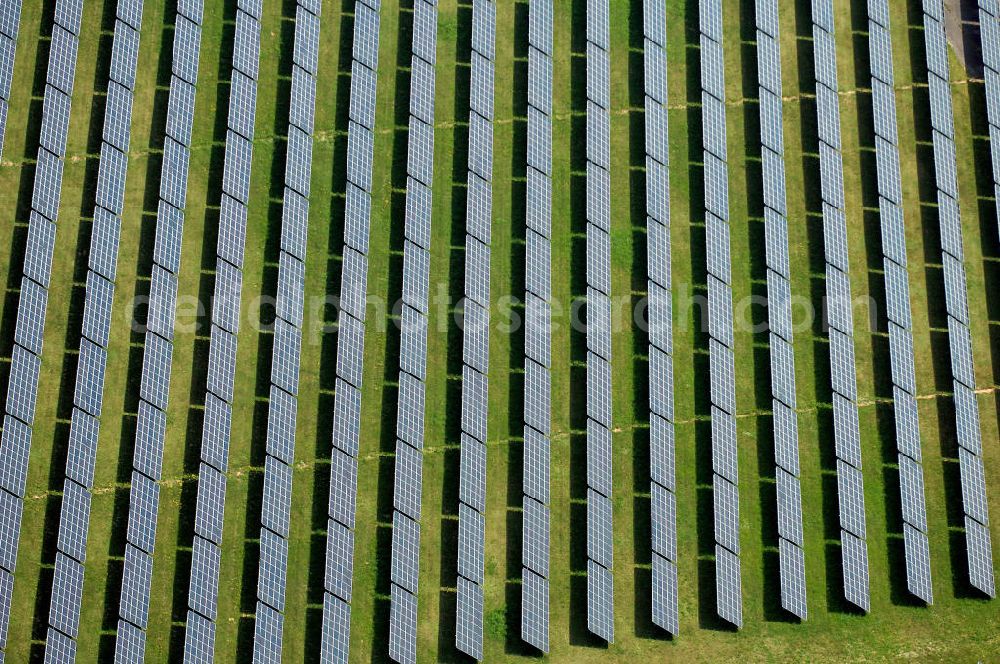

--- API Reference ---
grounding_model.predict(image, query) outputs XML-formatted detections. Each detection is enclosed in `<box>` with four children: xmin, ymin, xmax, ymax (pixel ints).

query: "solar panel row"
<box><xmin>41</xmin><ymin>6</ymin><xmax>146</xmax><ymax>661</ymax></box>
<box><xmin>388</xmin><ymin>3</ymin><xmax>437</xmax><ymax>662</ymax></box>
<box><xmin>585</xmin><ymin>0</ymin><xmax>615</xmax><ymax>644</ymax></box>
<box><xmin>920</xmin><ymin>0</ymin><xmax>994</xmax><ymax>600</ymax></box>
<box><xmin>980</xmin><ymin>1</ymin><xmax>1000</xmax><ymax>241</ymax></box>
<box><xmin>111</xmin><ymin>30</ymin><xmax>205</xmax><ymax>660</ymax></box>
<box><xmin>700</xmin><ymin>0</ymin><xmax>742</xmax><ymax>630</ymax></box>
<box><xmin>0</xmin><ymin>1</ymin><xmax>21</xmax><ymax>159</ymax></box>
<box><xmin>252</xmin><ymin>3</ymin><xmax>324</xmax><ymax>661</ymax></box>
<box><xmin>642</xmin><ymin>0</ymin><xmax>679</xmax><ymax>638</ymax></box>
<box><xmin>180</xmin><ymin>7</ymin><xmax>261</xmax><ymax>662</ymax></box>
<box><xmin>866</xmin><ymin>0</ymin><xmax>932</xmax><ymax>606</ymax></box>
<box><xmin>520</xmin><ymin>0</ymin><xmax>553</xmax><ymax>653</ymax></box>
<box><xmin>0</xmin><ymin>0</ymin><xmax>83</xmax><ymax>654</ymax></box>
<box><xmin>320</xmin><ymin>0</ymin><xmax>382</xmax><ymax>654</ymax></box>
<box><xmin>809</xmin><ymin>0</ymin><xmax>871</xmax><ymax>613</ymax></box>
<box><xmin>754</xmin><ymin>0</ymin><xmax>806</xmax><ymax>622</ymax></box>
<box><xmin>455</xmin><ymin>1</ymin><xmax>496</xmax><ymax>660</ymax></box>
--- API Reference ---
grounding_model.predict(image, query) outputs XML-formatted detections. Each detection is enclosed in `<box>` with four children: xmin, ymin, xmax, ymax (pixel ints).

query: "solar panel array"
<box><xmin>754</xmin><ymin>0</ymin><xmax>806</xmax><ymax>621</ymax></box>
<box><xmin>866</xmin><ymin>0</ymin><xmax>933</xmax><ymax>605</ymax></box>
<box><xmin>0</xmin><ymin>0</ymin><xmax>21</xmax><ymax>158</ymax></box>
<box><xmin>980</xmin><ymin>1</ymin><xmax>1000</xmax><ymax>240</ymax></box>
<box><xmin>454</xmin><ymin>0</ymin><xmax>496</xmax><ymax>659</ymax></box>
<box><xmin>388</xmin><ymin>2</ymin><xmax>438</xmax><ymax>661</ymax></box>
<box><xmin>319</xmin><ymin>0</ymin><xmax>382</xmax><ymax>661</ymax></box>
<box><xmin>699</xmin><ymin>0</ymin><xmax>742</xmax><ymax>629</ymax></box>
<box><xmin>520</xmin><ymin>0</ymin><xmax>553</xmax><ymax>653</ymax></box>
<box><xmin>0</xmin><ymin>2</ymin><xmax>83</xmax><ymax>656</ymax></box>
<box><xmin>810</xmin><ymin>0</ymin><xmax>870</xmax><ymax>613</ymax></box>
<box><xmin>251</xmin><ymin>3</ymin><xmax>323</xmax><ymax>662</ymax></box>
<box><xmin>642</xmin><ymin>0</ymin><xmax>679</xmax><ymax>637</ymax></box>
<box><xmin>42</xmin><ymin>3</ymin><xmax>145</xmax><ymax>660</ymax></box>
<box><xmin>112</xmin><ymin>3</ymin><xmax>204</xmax><ymax>660</ymax></box>
<box><xmin>584</xmin><ymin>0</ymin><xmax>614</xmax><ymax>643</ymax></box>
<box><xmin>921</xmin><ymin>0</ymin><xmax>994</xmax><ymax>599</ymax></box>
<box><xmin>182</xmin><ymin>2</ymin><xmax>261</xmax><ymax>660</ymax></box>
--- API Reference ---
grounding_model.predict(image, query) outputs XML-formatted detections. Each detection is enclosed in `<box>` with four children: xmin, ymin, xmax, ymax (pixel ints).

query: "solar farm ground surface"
<box><xmin>1</xmin><ymin>0</ymin><xmax>999</xmax><ymax>661</ymax></box>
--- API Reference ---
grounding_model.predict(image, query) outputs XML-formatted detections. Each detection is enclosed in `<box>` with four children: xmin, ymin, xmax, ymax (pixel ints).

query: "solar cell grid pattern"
<box><xmin>809</xmin><ymin>0</ymin><xmax>870</xmax><ymax>613</ymax></box>
<box><xmin>583</xmin><ymin>0</ymin><xmax>614</xmax><ymax>644</ymax></box>
<box><xmin>251</xmin><ymin>2</ymin><xmax>323</xmax><ymax>661</ymax></box>
<box><xmin>699</xmin><ymin>0</ymin><xmax>742</xmax><ymax>629</ymax></box>
<box><xmin>181</xmin><ymin>5</ymin><xmax>261</xmax><ymax>661</ymax></box>
<box><xmin>865</xmin><ymin>0</ymin><xmax>933</xmax><ymax>605</ymax></box>
<box><xmin>920</xmin><ymin>0</ymin><xmax>993</xmax><ymax>598</ymax></box>
<box><xmin>0</xmin><ymin>0</ymin><xmax>83</xmax><ymax>655</ymax></box>
<box><xmin>980</xmin><ymin>1</ymin><xmax>1000</xmax><ymax>241</ymax></box>
<box><xmin>44</xmin><ymin>3</ymin><xmax>145</xmax><ymax>661</ymax></box>
<box><xmin>642</xmin><ymin>0</ymin><xmax>679</xmax><ymax>637</ymax></box>
<box><xmin>388</xmin><ymin>2</ymin><xmax>437</xmax><ymax>661</ymax></box>
<box><xmin>520</xmin><ymin>0</ymin><xmax>553</xmax><ymax>653</ymax></box>
<box><xmin>320</xmin><ymin>1</ymin><xmax>383</xmax><ymax>660</ymax></box>
<box><xmin>0</xmin><ymin>1</ymin><xmax>21</xmax><ymax>159</ymax></box>
<box><xmin>454</xmin><ymin>0</ymin><xmax>495</xmax><ymax>659</ymax></box>
<box><xmin>112</xmin><ymin>1</ymin><xmax>205</xmax><ymax>653</ymax></box>
<box><xmin>755</xmin><ymin>0</ymin><xmax>806</xmax><ymax>621</ymax></box>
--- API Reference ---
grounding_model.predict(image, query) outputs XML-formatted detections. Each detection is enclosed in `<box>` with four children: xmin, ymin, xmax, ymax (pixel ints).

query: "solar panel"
<box><xmin>411</xmin><ymin>0</ymin><xmax>437</xmax><ymax>65</ymax></box>
<box><xmin>0</xmin><ymin>488</ymin><xmax>22</xmax><ymax>569</ymax></box>
<box><xmin>66</xmin><ymin>408</ymin><xmax>100</xmax><ymax>487</ymax></box>
<box><xmin>132</xmin><ymin>400</ymin><xmax>166</xmax><ymax>480</ymax></box>
<box><xmin>260</xmin><ymin>455</ymin><xmax>292</xmax><ymax>538</ymax></box>
<box><xmin>183</xmin><ymin>608</ymin><xmax>216</xmax><ymax>662</ymax></box>
<box><xmin>347</xmin><ymin>121</ymin><xmax>374</xmax><ymax>191</ymax></box>
<box><xmin>320</xmin><ymin>594</ymin><xmax>351</xmax><ymax>664</ymax></box>
<box><xmin>47</xmin><ymin>26</ymin><xmax>79</xmax><ymax>95</ymax></box>
<box><xmin>233</xmin><ymin>9</ymin><xmax>261</xmax><ymax>80</ymax></box>
<box><xmin>324</xmin><ymin>519</ymin><xmax>355</xmax><ymax>602</ymax></box>
<box><xmin>253</xmin><ymin>602</ymin><xmax>283</xmax><ymax>664</ymax></box>
<box><xmin>110</xmin><ymin>22</ymin><xmax>140</xmax><ymax>91</ymax></box>
<box><xmin>651</xmin><ymin>554</ymin><xmax>679</xmax><ymax>634</ymax></box>
<box><xmin>194</xmin><ymin>463</ymin><xmax>226</xmax><ymax>544</ymax></box>
<box><xmin>965</xmin><ymin>516</ymin><xmax>996</xmax><ymax>597</ymax></box>
<box><xmin>39</xmin><ymin>86</ymin><xmax>71</xmax><ymax>155</ymax></box>
<box><xmin>119</xmin><ymin>545</ymin><xmax>153</xmax><ymax>629</ymax></box>
<box><xmin>455</xmin><ymin>576</ymin><xmax>483</xmax><ymax>659</ymax></box>
<box><xmin>586</xmin><ymin>559</ymin><xmax>614</xmax><ymax>642</ymax></box>
<box><xmin>127</xmin><ymin>471</ymin><xmax>159</xmax><ymax>554</ymax></box>
<box><xmin>49</xmin><ymin>553</ymin><xmax>84</xmax><ymax>637</ymax></box>
<box><xmin>189</xmin><ymin>536</ymin><xmax>221</xmax><ymax>619</ymax></box>
<box><xmin>331</xmin><ymin>379</ymin><xmax>362</xmax><ymax>457</ymax></box>
<box><xmin>650</xmin><ymin>482</ymin><xmax>677</xmax><ymax>561</ymax></box>
<box><xmin>521</xmin><ymin>568</ymin><xmax>548</xmax><ymax>652</ymax></box>
<box><xmin>45</xmin><ymin>627</ymin><xmax>77</xmax><ymax>662</ymax></box>
<box><xmin>160</xmin><ymin>136</ymin><xmax>190</xmax><ymax>209</ymax></box>
<box><xmin>393</xmin><ymin>442</ymin><xmax>424</xmax><ymax>521</ymax></box>
<box><xmin>456</xmin><ymin>503</ymin><xmax>485</xmax><ymax>584</ymax></box>
<box><xmin>7</xmin><ymin>345</ymin><xmax>41</xmax><ymax>424</ymax></box>
<box><xmin>406</xmin><ymin>118</ymin><xmax>434</xmax><ymax>186</ymax></box>
<box><xmin>0</xmin><ymin>416</ymin><xmax>31</xmax><ymax>498</ymax></box>
<box><xmin>114</xmin><ymin>617</ymin><xmax>146</xmax><ymax>663</ymax></box>
<box><xmin>56</xmin><ymin>480</ymin><xmax>90</xmax><ymax>563</ymax></box>
<box><xmin>257</xmin><ymin>527</ymin><xmax>289</xmax><ymax>611</ymax></box>
<box><xmin>328</xmin><ymin>447</ymin><xmax>358</xmax><ymax>529</ymax></box>
<box><xmin>14</xmin><ymin>277</ymin><xmax>47</xmax><ymax>355</ymax></box>
<box><xmin>172</xmin><ymin>16</ymin><xmax>202</xmax><ymax>85</ymax></box>
<box><xmin>388</xmin><ymin>584</ymin><xmax>417</xmax><ymax>664</ymax></box>
<box><xmin>715</xmin><ymin>544</ymin><xmax>742</xmax><ymax>627</ymax></box>
<box><xmin>206</xmin><ymin>324</ymin><xmax>238</xmax><ymax>403</ymax></box>
<box><xmin>352</xmin><ymin>2</ymin><xmax>380</xmax><ymax>71</ymax></box>
<box><xmin>33</xmin><ymin>147</ymin><xmax>65</xmax><ymax>221</ymax></box>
